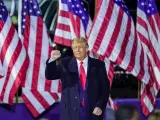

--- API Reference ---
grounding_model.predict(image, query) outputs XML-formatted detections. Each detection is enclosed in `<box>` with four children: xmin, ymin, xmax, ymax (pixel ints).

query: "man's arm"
<box><xmin>45</xmin><ymin>59</ymin><xmax>62</xmax><ymax>80</ymax></box>
<box><xmin>45</xmin><ymin>50</ymin><xmax>62</xmax><ymax>80</ymax></box>
<box><xmin>96</xmin><ymin>61</ymin><xmax>110</xmax><ymax>110</ymax></box>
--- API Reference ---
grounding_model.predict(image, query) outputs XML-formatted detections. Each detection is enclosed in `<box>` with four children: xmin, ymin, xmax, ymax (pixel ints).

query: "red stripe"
<box><xmin>45</xmin><ymin>45</ymin><xmax>53</xmax><ymax>91</ymax></box>
<box><xmin>69</xmin><ymin>12</ymin><xmax>80</xmax><ymax>37</ymax></box>
<box><xmin>138</xmin><ymin>28</ymin><xmax>160</xmax><ymax>71</ymax></box>
<box><xmin>50</xmin><ymin>92</ymin><xmax>59</xmax><ymax>100</ymax></box>
<box><xmin>31</xmin><ymin>17</ymin><xmax>43</xmax><ymax>89</ymax></box>
<box><xmin>21</xmin><ymin>93</ymin><xmax>39</xmax><ymax>117</ymax></box>
<box><xmin>57</xmin><ymin>23</ymin><xmax>70</xmax><ymax>32</ymax></box>
<box><xmin>21</xmin><ymin>15</ymin><xmax>30</xmax><ymax>87</ymax></box>
<box><xmin>8</xmin><ymin>52</ymin><xmax>29</xmax><ymax>104</ymax></box>
<box><xmin>44</xmin><ymin>79</ymin><xmax>52</xmax><ymax>91</ymax></box>
<box><xmin>148</xmin><ymin>16</ymin><xmax>158</xmax><ymax>41</ymax></box>
<box><xmin>0</xmin><ymin>24</ymin><xmax>15</xmax><ymax>64</ymax></box>
<box><xmin>54</xmin><ymin>36</ymin><xmax>71</xmax><ymax>46</ymax></box>
<box><xmin>137</xmin><ymin>47</ymin><xmax>145</xmax><ymax>80</ymax></box>
<box><xmin>0</xmin><ymin>40</ymin><xmax>22</xmax><ymax>102</ymax></box>
<box><xmin>148</xmin><ymin>42</ymin><xmax>160</xmax><ymax>71</ymax></box>
<box><xmin>0</xmin><ymin>21</ymin><xmax>4</xmax><ymax>32</ymax></box>
<box><xmin>23</xmin><ymin>15</ymin><xmax>30</xmax><ymax>52</ymax></box>
<box><xmin>58</xmin><ymin>80</ymin><xmax>62</xmax><ymax>93</ymax></box>
<box><xmin>138</xmin><ymin>32</ymin><xmax>149</xmax><ymax>46</ymax></box>
<box><xmin>104</xmin><ymin>9</ymin><xmax>124</xmax><ymax>57</ymax></box>
<box><xmin>92</xmin><ymin>0</ymin><xmax>114</xmax><ymax>53</ymax></box>
<box><xmin>60</xmin><ymin>10</ymin><xmax>69</xmax><ymax>18</ymax></box>
<box><xmin>154</xmin><ymin>14</ymin><xmax>160</xmax><ymax>30</ymax></box>
<box><xmin>32</xmin><ymin>90</ymin><xmax>50</xmax><ymax>109</ymax></box>
<box><xmin>95</xmin><ymin>0</ymin><xmax>103</xmax><ymax>15</ymax></box>
<box><xmin>141</xmin><ymin>95</ymin><xmax>151</xmax><ymax>116</ymax></box>
<box><xmin>126</xmin><ymin>30</ymin><xmax>137</xmax><ymax>72</ymax></box>
<box><xmin>137</xmin><ymin>16</ymin><xmax>148</xmax><ymax>32</ymax></box>
<box><xmin>108</xmin><ymin>62</ymin><xmax>114</xmax><ymax>86</ymax></box>
<box><xmin>116</xmin><ymin>19</ymin><xmax>131</xmax><ymax>65</ymax></box>
<box><xmin>75</xmin><ymin>17</ymin><xmax>80</xmax><ymax>37</ymax></box>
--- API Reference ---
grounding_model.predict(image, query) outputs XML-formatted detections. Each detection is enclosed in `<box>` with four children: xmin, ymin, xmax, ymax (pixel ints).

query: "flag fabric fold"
<box><xmin>18</xmin><ymin>0</ymin><xmax>60</xmax><ymax>117</ymax></box>
<box><xmin>137</xmin><ymin>0</ymin><xmax>160</xmax><ymax>116</ymax></box>
<box><xmin>0</xmin><ymin>0</ymin><xmax>28</xmax><ymax>104</ymax></box>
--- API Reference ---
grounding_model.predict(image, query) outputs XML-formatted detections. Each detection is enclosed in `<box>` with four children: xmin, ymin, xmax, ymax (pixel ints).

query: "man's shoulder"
<box><xmin>61</xmin><ymin>56</ymin><xmax>73</xmax><ymax>62</ymax></box>
<box><xmin>89</xmin><ymin>57</ymin><xmax>105</xmax><ymax>66</ymax></box>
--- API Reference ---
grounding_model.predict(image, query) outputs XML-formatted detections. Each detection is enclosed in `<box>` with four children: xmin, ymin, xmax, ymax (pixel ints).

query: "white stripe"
<box><xmin>60</xmin><ymin>2</ymin><xmax>68</xmax><ymax>11</ymax></box>
<box><xmin>120</xmin><ymin>22</ymin><xmax>135</xmax><ymax>69</ymax></box>
<box><xmin>152</xmin><ymin>15</ymin><xmax>160</xmax><ymax>42</ymax></box>
<box><xmin>143</xmin><ymin>95</ymin><xmax>153</xmax><ymax>112</ymax></box>
<box><xmin>50</xmin><ymin>80</ymin><xmax>59</xmax><ymax>92</ymax></box>
<box><xmin>58</xmin><ymin>16</ymin><xmax>70</xmax><ymax>26</ymax></box>
<box><xmin>86</xmin><ymin>19</ymin><xmax>92</xmax><ymax>37</ymax></box>
<box><xmin>10</xmin><ymin>0</ymin><xmax>16</xmax><ymax>16</ymax></box>
<box><xmin>37</xmin><ymin>24</ymin><xmax>49</xmax><ymax>90</ymax></box>
<box><xmin>138</xmin><ymin>8</ymin><xmax>160</xmax><ymax>60</ymax></box>
<box><xmin>55</xmin><ymin>29</ymin><xmax>72</xmax><ymax>40</ymax></box>
<box><xmin>137</xmin><ymin>8</ymin><xmax>147</xmax><ymax>22</ymax></box>
<box><xmin>40</xmin><ymin>92</ymin><xmax>56</xmax><ymax>105</ymax></box>
<box><xmin>108</xmin><ymin>13</ymin><xmax>128</xmax><ymax>62</ymax></box>
<box><xmin>3</xmin><ymin>43</ymin><xmax>26</xmax><ymax>103</ymax></box>
<box><xmin>147</xmin><ymin>23</ymin><xmax>160</xmax><ymax>59</ymax></box>
<box><xmin>0</xmin><ymin>30</ymin><xmax>18</xmax><ymax>94</ymax></box>
<box><xmin>97</xmin><ymin>4</ymin><xmax>119</xmax><ymax>55</ymax></box>
<box><xmin>88</xmin><ymin>0</ymin><xmax>109</xmax><ymax>51</ymax></box>
<box><xmin>0</xmin><ymin>17</ymin><xmax>12</xmax><ymax>51</ymax></box>
<box><xmin>22</xmin><ymin>88</ymin><xmax>45</xmax><ymax>113</ymax></box>
<box><xmin>137</xmin><ymin>24</ymin><xmax>149</xmax><ymax>40</ymax></box>
<box><xmin>80</xmin><ymin>20</ymin><xmax>85</xmax><ymax>38</ymax></box>
<box><xmin>24</xmin><ymin>16</ymin><xmax>37</xmax><ymax>89</ymax></box>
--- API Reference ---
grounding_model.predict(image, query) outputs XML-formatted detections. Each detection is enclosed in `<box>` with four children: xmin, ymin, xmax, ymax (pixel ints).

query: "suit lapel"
<box><xmin>87</xmin><ymin>57</ymin><xmax>96</xmax><ymax>86</ymax></box>
<box><xmin>68</xmin><ymin>57</ymin><xmax>78</xmax><ymax>73</ymax></box>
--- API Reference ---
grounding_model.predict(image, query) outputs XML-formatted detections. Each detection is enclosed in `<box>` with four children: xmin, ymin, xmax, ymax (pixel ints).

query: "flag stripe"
<box><xmin>92</xmin><ymin>0</ymin><xmax>114</xmax><ymax>53</ymax></box>
<box><xmin>1</xmin><ymin>24</ymin><xmax>15</xmax><ymax>64</ymax></box>
<box><xmin>105</xmin><ymin>10</ymin><xmax>124</xmax><ymax>59</ymax></box>
<box><xmin>31</xmin><ymin>17</ymin><xmax>43</xmax><ymax>89</ymax></box>
<box><xmin>32</xmin><ymin>90</ymin><xmax>50</xmax><ymax>109</ymax></box>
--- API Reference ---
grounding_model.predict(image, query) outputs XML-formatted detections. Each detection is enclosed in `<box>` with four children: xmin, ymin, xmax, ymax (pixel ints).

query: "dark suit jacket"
<box><xmin>45</xmin><ymin>56</ymin><xmax>110</xmax><ymax>120</ymax></box>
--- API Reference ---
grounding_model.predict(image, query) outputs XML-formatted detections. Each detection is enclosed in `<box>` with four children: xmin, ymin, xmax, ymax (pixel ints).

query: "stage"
<box><xmin>0</xmin><ymin>99</ymin><xmax>160</xmax><ymax>120</ymax></box>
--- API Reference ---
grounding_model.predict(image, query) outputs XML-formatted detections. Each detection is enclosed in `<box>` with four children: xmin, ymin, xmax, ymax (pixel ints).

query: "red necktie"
<box><xmin>79</xmin><ymin>62</ymin><xmax>86</xmax><ymax>106</ymax></box>
<box><xmin>79</xmin><ymin>62</ymin><xmax>86</xmax><ymax>90</ymax></box>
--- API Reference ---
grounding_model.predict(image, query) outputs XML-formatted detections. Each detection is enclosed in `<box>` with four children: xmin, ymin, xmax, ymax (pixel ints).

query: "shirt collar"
<box><xmin>77</xmin><ymin>56</ymin><xmax>88</xmax><ymax>66</ymax></box>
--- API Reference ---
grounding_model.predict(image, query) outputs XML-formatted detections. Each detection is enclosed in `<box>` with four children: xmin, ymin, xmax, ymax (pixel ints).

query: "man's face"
<box><xmin>71</xmin><ymin>40</ymin><xmax>88</xmax><ymax>60</ymax></box>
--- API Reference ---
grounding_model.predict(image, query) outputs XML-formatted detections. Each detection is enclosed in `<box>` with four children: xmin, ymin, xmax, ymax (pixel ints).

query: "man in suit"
<box><xmin>45</xmin><ymin>37</ymin><xmax>110</xmax><ymax>120</ymax></box>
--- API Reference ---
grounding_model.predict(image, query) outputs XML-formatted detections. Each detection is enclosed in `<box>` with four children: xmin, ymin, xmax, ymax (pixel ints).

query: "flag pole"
<box><xmin>94</xmin><ymin>0</ymin><xmax>97</xmax><ymax>15</ymax></box>
<box><xmin>138</xmin><ymin>80</ymin><xmax>141</xmax><ymax>99</ymax></box>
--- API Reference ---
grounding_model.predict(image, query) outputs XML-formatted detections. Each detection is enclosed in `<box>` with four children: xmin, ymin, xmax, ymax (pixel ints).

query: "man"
<box><xmin>45</xmin><ymin>37</ymin><xmax>110</xmax><ymax>120</ymax></box>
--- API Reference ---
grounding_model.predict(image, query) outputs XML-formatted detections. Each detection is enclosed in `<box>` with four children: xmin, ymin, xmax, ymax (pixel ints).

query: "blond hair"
<box><xmin>72</xmin><ymin>37</ymin><xmax>89</xmax><ymax>47</ymax></box>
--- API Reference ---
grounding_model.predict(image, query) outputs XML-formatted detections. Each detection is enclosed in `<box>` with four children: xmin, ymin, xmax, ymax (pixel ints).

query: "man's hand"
<box><xmin>50</xmin><ymin>50</ymin><xmax>61</xmax><ymax>60</ymax></box>
<box><xmin>93</xmin><ymin>107</ymin><xmax>102</xmax><ymax>116</ymax></box>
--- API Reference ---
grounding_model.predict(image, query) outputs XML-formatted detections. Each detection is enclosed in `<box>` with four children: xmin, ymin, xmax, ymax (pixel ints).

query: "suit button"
<box><xmin>75</xmin><ymin>96</ymin><xmax>77</xmax><ymax>99</ymax></box>
<box><xmin>74</xmin><ymin>107</ymin><xmax>77</xmax><ymax>110</ymax></box>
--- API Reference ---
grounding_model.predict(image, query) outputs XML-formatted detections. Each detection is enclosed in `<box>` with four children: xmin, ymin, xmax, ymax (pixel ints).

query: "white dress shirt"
<box><xmin>76</xmin><ymin>56</ymin><xmax>88</xmax><ymax>76</ymax></box>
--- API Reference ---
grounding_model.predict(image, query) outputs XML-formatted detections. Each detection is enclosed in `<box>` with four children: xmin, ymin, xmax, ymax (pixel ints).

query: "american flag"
<box><xmin>88</xmin><ymin>0</ymin><xmax>153</xmax><ymax>85</ymax></box>
<box><xmin>54</xmin><ymin>0</ymin><xmax>92</xmax><ymax>46</ymax></box>
<box><xmin>18</xmin><ymin>0</ymin><xmax>60</xmax><ymax>117</ymax></box>
<box><xmin>137</xmin><ymin>0</ymin><xmax>160</xmax><ymax>116</ymax></box>
<box><xmin>55</xmin><ymin>0</ymin><xmax>117</xmax><ymax>111</ymax></box>
<box><xmin>0</xmin><ymin>0</ymin><xmax>28</xmax><ymax>104</ymax></box>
